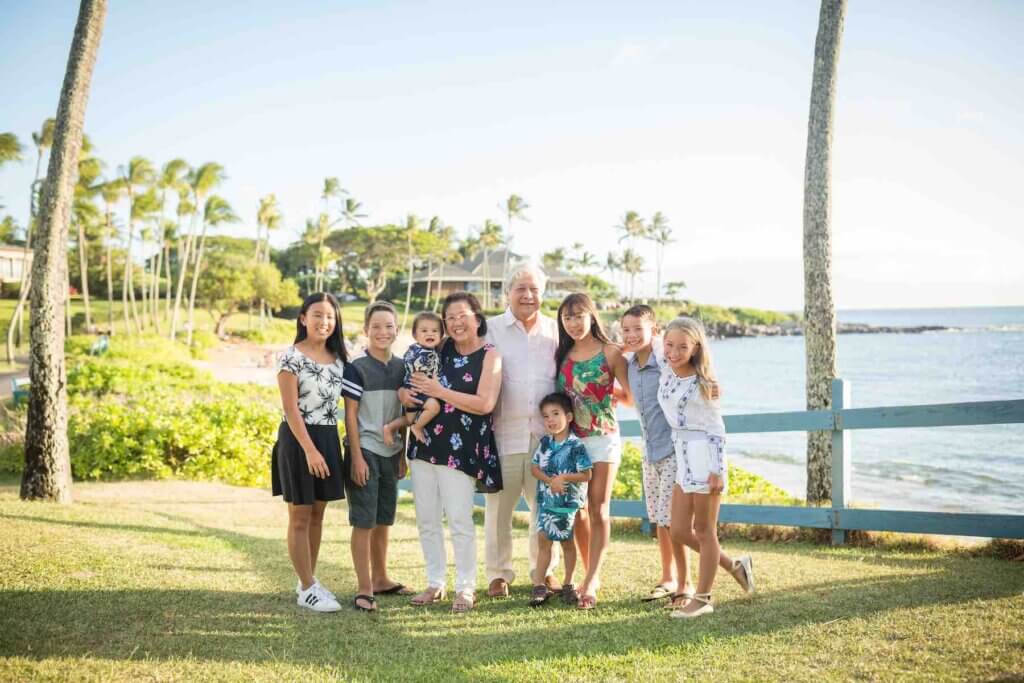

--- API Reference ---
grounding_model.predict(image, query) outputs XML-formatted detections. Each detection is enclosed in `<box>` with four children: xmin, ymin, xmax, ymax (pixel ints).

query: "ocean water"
<box><xmin>624</xmin><ymin>306</ymin><xmax>1024</xmax><ymax>515</ymax></box>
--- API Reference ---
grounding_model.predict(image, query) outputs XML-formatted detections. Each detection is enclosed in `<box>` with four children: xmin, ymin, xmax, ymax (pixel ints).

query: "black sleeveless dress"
<box><xmin>407</xmin><ymin>340</ymin><xmax>503</xmax><ymax>494</ymax></box>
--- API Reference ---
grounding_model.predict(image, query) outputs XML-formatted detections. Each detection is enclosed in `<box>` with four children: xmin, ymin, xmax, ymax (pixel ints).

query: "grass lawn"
<box><xmin>1</xmin><ymin>479</ymin><xmax>1021</xmax><ymax>682</ymax></box>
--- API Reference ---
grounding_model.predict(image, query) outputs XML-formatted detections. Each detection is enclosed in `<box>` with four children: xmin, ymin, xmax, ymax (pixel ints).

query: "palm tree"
<box><xmin>616</xmin><ymin>210</ymin><xmax>647</xmax><ymax>250</ymax></box>
<box><xmin>171</xmin><ymin>162</ymin><xmax>225</xmax><ymax>341</ymax></box>
<box><xmin>568</xmin><ymin>242</ymin><xmax>599</xmax><ymax>273</ymax></box>
<box><xmin>153</xmin><ymin>159</ymin><xmax>187</xmax><ymax>328</ymax></box>
<box><xmin>23</xmin><ymin>0</ymin><xmax>107</xmax><ymax>503</ymax></box>
<box><xmin>119</xmin><ymin>156</ymin><xmax>155</xmax><ymax>332</ymax></box>
<box><xmin>255</xmin><ymin>194</ymin><xmax>281</xmax><ymax>325</ymax></box>
<box><xmin>542</xmin><ymin>247</ymin><xmax>567</xmax><ymax>271</ymax></box>
<box><xmin>605</xmin><ymin>252</ymin><xmax>623</xmax><ymax>300</ymax></box>
<box><xmin>0</xmin><ymin>133</ymin><xmax>23</xmax><ymax>172</ymax></box>
<box><xmin>401</xmin><ymin>214</ymin><xmax>423</xmax><ymax>330</ymax></box>
<box><xmin>171</xmin><ymin>186</ymin><xmax>192</xmax><ymax>320</ymax></box>
<box><xmin>339</xmin><ymin>197</ymin><xmax>365</xmax><ymax>228</ymax></box>
<box><xmin>186</xmin><ymin>195</ymin><xmax>239</xmax><ymax>345</ymax></box>
<box><xmin>803</xmin><ymin>0</ymin><xmax>847</xmax><ymax>504</ymax></box>
<box><xmin>5</xmin><ymin>119</ymin><xmax>55</xmax><ymax>362</ymax></box>
<box><xmin>476</xmin><ymin>219</ymin><xmax>504</xmax><ymax>310</ymax></box>
<box><xmin>98</xmin><ymin>179</ymin><xmax>125</xmax><ymax>333</ymax></box>
<box><xmin>499</xmin><ymin>194</ymin><xmax>529</xmax><ymax>303</ymax></box>
<box><xmin>304</xmin><ymin>214</ymin><xmax>333</xmax><ymax>292</ymax></box>
<box><xmin>71</xmin><ymin>147</ymin><xmax>102</xmax><ymax>331</ymax></box>
<box><xmin>621</xmin><ymin>248</ymin><xmax>645</xmax><ymax>303</ymax></box>
<box><xmin>647</xmin><ymin>211</ymin><xmax>674</xmax><ymax>300</ymax></box>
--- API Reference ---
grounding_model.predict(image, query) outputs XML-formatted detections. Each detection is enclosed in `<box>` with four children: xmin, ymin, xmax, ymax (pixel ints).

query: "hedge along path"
<box><xmin>1</xmin><ymin>479</ymin><xmax>1022</xmax><ymax>683</ymax></box>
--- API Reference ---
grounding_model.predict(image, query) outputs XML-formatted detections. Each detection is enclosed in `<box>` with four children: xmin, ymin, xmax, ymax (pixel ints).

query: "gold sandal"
<box><xmin>410</xmin><ymin>586</ymin><xmax>446</xmax><ymax>606</ymax></box>
<box><xmin>451</xmin><ymin>591</ymin><xmax>475</xmax><ymax>614</ymax></box>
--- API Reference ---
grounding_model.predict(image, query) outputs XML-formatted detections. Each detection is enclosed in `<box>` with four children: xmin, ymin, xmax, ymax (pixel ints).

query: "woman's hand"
<box><xmin>397</xmin><ymin>388</ymin><xmax>423</xmax><ymax>409</ymax></box>
<box><xmin>707</xmin><ymin>472</ymin><xmax>725</xmax><ymax>496</ymax></box>
<box><xmin>409</xmin><ymin>372</ymin><xmax>444</xmax><ymax>399</ymax></box>
<box><xmin>305</xmin><ymin>448</ymin><xmax>330</xmax><ymax>479</ymax></box>
<box><xmin>397</xmin><ymin>455</ymin><xmax>408</xmax><ymax>480</ymax></box>
<box><xmin>710</xmin><ymin>381</ymin><xmax>722</xmax><ymax>401</ymax></box>
<box><xmin>350</xmin><ymin>453</ymin><xmax>369</xmax><ymax>487</ymax></box>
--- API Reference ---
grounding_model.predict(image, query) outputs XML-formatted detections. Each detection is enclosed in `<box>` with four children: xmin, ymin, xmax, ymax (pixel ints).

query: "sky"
<box><xmin>1</xmin><ymin>0</ymin><xmax>1022</xmax><ymax>310</ymax></box>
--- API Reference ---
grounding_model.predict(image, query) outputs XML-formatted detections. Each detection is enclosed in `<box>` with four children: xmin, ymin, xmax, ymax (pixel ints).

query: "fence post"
<box><xmin>831</xmin><ymin>377</ymin><xmax>851</xmax><ymax>545</ymax></box>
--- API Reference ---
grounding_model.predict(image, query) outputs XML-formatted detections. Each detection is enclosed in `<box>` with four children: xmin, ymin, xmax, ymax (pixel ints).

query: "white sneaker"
<box><xmin>297</xmin><ymin>582</ymin><xmax>341</xmax><ymax>612</ymax></box>
<box><xmin>733</xmin><ymin>555</ymin><xmax>756</xmax><ymax>594</ymax></box>
<box><xmin>297</xmin><ymin>578</ymin><xmax>336</xmax><ymax>601</ymax></box>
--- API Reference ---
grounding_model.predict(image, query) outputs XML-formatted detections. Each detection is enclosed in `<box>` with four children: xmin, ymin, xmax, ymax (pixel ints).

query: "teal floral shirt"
<box><xmin>533</xmin><ymin>433</ymin><xmax>593</xmax><ymax>512</ymax></box>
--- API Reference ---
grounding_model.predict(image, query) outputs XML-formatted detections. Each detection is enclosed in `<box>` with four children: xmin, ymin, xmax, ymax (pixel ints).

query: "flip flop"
<box><xmin>353</xmin><ymin>594</ymin><xmax>377</xmax><ymax>612</ymax></box>
<box><xmin>641</xmin><ymin>583</ymin><xmax>675</xmax><ymax>601</ymax></box>
<box><xmin>375</xmin><ymin>583</ymin><xmax>414</xmax><ymax>596</ymax></box>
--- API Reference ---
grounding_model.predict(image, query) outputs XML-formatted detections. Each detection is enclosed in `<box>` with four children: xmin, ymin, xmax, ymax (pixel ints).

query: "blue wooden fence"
<box><xmin>399</xmin><ymin>378</ymin><xmax>1024</xmax><ymax>544</ymax></box>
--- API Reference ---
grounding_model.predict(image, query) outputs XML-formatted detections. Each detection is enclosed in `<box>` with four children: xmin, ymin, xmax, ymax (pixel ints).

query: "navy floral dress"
<box><xmin>408</xmin><ymin>340</ymin><xmax>503</xmax><ymax>494</ymax></box>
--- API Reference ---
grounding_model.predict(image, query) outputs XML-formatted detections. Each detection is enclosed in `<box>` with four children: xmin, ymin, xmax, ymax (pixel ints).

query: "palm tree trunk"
<box><xmin>105</xmin><ymin>236</ymin><xmax>113</xmax><ymax>333</ymax></box>
<box><xmin>122</xmin><ymin>220</ymin><xmax>134</xmax><ymax>334</ymax></box>
<box><xmin>163</xmin><ymin>241</ymin><xmax>172</xmax><ymax>320</ymax></box>
<box><xmin>402</xmin><ymin>232</ymin><xmax>414</xmax><ymax>331</ymax></box>
<box><xmin>151</xmin><ymin>239</ymin><xmax>163</xmax><ymax>333</ymax></box>
<box><xmin>23</xmin><ymin>0</ymin><xmax>108</xmax><ymax>503</ymax></box>
<box><xmin>185</xmin><ymin>220</ymin><xmax>209</xmax><ymax>347</ymax></box>
<box><xmin>76</xmin><ymin>219</ymin><xmax>91</xmax><ymax>329</ymax></box>
<box><xmin>802</xmin><ymin>0</ymin><xmax>846</xmax><ymax>504</ymax></box>
<box><xmin>169</xmin><ymin>211</ymin><xmax>196</xmax><ymax>340</ymax></box>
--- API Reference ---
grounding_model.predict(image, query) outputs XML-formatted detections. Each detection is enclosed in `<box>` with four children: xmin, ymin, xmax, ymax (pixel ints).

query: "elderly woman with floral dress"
<box><xmin>403</xmin><ymin>291</ymin><xmax>503</xmax><ymax>614</ymax></box>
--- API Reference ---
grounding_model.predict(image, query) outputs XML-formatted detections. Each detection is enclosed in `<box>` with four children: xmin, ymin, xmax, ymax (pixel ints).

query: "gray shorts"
<box><xmin>344</xmin><ymin>447</ymin><xmax>399</xmax><ymax>529</ymax></box>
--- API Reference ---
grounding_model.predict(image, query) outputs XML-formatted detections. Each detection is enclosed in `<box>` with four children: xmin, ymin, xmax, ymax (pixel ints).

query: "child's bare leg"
<box><xmin>680</xmin><ymin>492</ymin><xmax>722</xmax><ymax>615</ymax></box>
<box><xmin>560</xmin><ymin>539</ymin><xmax>577</xmax><ymax>587</ymax></box>
<box><xmin>656</xmin><ymin>525</ymin><xmax>679</xmax><ymax>588</ymax></box>
<box><xmin>573</xmin><ymin>509</ymin><xmax>590</xmax><ymax>575</ymax></box>
<box><xmin>535</xmin><ymin>535</ymin><xmax>553</xmax><ymax>587</ymax></box>
<box><xmin>410</xmin><ymin>398</ymin><xmax>442</xmax><ymax>443</ymax></box>
<box><xmin>287</xmin><ymin>504</ymin><xmax>315</xmax><ymax>589</ymax></box>
<box><xmin>383</xmin><ymin>414</ymin><xmax>410</xmax><ymax>447</ymax></box>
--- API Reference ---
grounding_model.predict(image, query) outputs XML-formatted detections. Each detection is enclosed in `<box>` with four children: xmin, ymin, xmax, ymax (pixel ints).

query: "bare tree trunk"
<box><xmin>23</xmin><ymin>0</ymin><xmax>107</xmax><ymax>503</ymax></box>
<box><xmin>185</xmin><ymin>221</ymin><xmax>209</xmax><ymax>347</ymax></box>
<box><xmin>803</xmin><ymin>0</ymin><xmax>846</xmax><ymax>504</ymax></box>
<box><xmin>169</xmin><ymin>212</ymin><xmax>196</xmax><ymax>340</ymax></box>
<box><xmin>105</xmin><ymin>237</ymin><xmax>113</xmax><ymax>333</ymax></box>
<box><xmin>76</xmin><ymin>220</ymin><xmax>91</xmax><ymax>330</ymax></box>
<box><xmin>122</xmin><ymin>218</ymin><xmax>134</xmax><ymax>334</ymax></box>
<box><xmin>150</xmin><ymin>240</ymin><xmax>162</xmax><ymax>333</ymax></box>
<box><xmin>163</xmin><ymin>241</ymin><xmax>172</xmax><ymax>320</ymax></box>
<box><xmin>402</xmin><ymin>231</ymin><xmax>414</xmax><ymax>331</ymax></box>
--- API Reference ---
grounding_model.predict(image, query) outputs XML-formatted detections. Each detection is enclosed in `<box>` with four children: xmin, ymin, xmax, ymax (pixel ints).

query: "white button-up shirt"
<box><xmin>485</xmin><ymin>308</ymin><xmax>558</xmax><ymax>456</ymax></box>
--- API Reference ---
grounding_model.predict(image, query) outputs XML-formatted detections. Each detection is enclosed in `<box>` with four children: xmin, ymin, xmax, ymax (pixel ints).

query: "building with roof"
<box><xmin>407</xmin><ymin>248</ymin><xmax>582</xmax><ymax>304</ymax></box>
<box><xmin>0</xmin><ymin>246</ymin><xmax>32</xmax><ymax>289</ymax></box>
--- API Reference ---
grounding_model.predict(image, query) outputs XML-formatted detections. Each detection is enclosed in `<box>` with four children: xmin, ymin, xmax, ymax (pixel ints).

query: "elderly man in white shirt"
<box><xmin>483</xmin><ymin>262</ymin><xmax>560</xmax><ymax>598</ymax></box>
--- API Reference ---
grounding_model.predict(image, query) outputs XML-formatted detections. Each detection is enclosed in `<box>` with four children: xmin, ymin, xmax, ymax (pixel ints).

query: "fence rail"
<box><xmin>399</xmin><ymin>379</ymin><xmax>1024</xmax><ymax>543</ymax></box>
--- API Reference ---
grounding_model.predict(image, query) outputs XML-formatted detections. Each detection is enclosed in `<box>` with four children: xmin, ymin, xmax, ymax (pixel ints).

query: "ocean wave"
<box><xmin>731</xmin><ymin>450</ymin><xmax>803</xmax><ymax>466</ymax></box>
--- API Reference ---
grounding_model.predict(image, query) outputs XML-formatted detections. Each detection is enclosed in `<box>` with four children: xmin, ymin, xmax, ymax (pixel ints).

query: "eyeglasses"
<box><xmin>444</xmin><ymin>313</ymin><xmax>473</xmax><ymax>325</ymax></box>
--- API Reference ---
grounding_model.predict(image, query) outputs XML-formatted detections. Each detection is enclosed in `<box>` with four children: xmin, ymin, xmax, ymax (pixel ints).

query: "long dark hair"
<box><xmin>295</xmin><ymin>292</ymin><xmax>348</xmax><ymax>362</ymax></box>
<box><xmin>554</xmin><ymin>292</ymin><xmax>611</xmax><ymax>377</ymax></box>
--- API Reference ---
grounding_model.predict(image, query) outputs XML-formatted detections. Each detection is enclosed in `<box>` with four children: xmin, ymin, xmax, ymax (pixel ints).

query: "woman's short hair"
<box><xmin>441</xmin><ymin>291</ymin><xmax>488</xmax><ymax>337</ymax></box>
<box><xmin>503</xmin><ymin>261</ymin><xmax>547</xmax><ymax>295</ymax></box>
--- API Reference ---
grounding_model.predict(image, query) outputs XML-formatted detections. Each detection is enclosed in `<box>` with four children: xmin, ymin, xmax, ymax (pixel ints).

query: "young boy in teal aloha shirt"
<box><xmin>529</xmin><ymin>392</ymin><xmax>593</xmax><ymax>607</ymax></box>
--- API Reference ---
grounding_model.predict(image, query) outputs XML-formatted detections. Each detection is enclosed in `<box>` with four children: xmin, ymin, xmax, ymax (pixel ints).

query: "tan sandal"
<box><xmin>670</xmin><ymin>592</ymin><xmax>713</xmax><ymax>619</ymax></box>
<box><xmin>451</xmin><ymin>591</ymin><xmax>475</xmax><ymax>614</ymax></box>
<box><xmin>663</xmin><ymin>589</ymin><xmax>694</xmax><ymax>609</ymax></box>
<box><xmin>410</xmin><ymin>586</ymin><xmax>446</xmax><ymax>606</ymax></box>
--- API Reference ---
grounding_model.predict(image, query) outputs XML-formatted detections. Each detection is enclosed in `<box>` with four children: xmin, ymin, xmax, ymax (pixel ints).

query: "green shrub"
<box><xmin>189</xmin><ymin>330</ymin><xmax>218</xmax><ymax>359</ymax></box>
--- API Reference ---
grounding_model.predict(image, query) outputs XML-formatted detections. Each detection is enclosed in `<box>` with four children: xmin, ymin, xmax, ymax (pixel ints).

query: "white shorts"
<box><xmin>674</xmin><ymin>436</ymin><xmax>728</xmax><ymax>495</ymax></box>
<box><xmin>642</xmin><ymin>455</ymin><xmax>677</xmax><ymax>527</ymax></box>
<box><xmin>581</xmin><ymin>433</ymin><xmax>622</xmax><ymax>464</ymax></box>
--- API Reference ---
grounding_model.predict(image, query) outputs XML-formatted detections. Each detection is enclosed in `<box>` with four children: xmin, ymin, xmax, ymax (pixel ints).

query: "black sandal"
<box><xmin>353</xmin><ymin>594</ymin><xmax>377</xmax><ymax>612</ymax></box>
<box><xmin>528</xmin><ymin>585</ymin><xmax>551</xmax><ymax>607</ymax></box>
<box><xmin>561</xmin><ymin>583</ymin><xmax>579</xmax><ymax>605</ymax></box>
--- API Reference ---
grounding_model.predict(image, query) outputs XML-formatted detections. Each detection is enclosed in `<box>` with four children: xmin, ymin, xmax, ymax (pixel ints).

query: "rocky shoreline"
<box><xmin>706</xmin><ymin>321</ymin><xmax>949</xmax><ymax>339</ymax></box>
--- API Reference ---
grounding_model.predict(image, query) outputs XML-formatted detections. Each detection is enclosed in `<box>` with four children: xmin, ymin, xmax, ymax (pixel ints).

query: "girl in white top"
<box><xmin>658</xmin><ymin>317</ymin><xmax>753</xmax><ymax>618</ymax></box>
